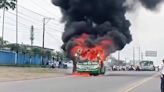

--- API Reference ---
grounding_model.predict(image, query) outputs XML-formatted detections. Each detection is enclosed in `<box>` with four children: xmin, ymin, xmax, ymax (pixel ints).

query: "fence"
<box><xmin>0</xmin><ymin>50</ymin><xmax>43</xmax><ymax>65</ymax></box>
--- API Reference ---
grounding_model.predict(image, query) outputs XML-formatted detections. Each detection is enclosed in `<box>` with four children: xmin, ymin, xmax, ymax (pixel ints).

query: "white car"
<box><xmin>64</xmin><ymin>61</ymin><xmax>73</xmax><ymax>68</ymax></box>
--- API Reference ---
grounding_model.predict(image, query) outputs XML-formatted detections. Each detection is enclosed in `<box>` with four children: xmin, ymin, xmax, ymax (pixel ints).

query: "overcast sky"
<box><xmin>0</xmin><ymin>0</ymin><xmax>164</xmax><ymax>65</ymax></box>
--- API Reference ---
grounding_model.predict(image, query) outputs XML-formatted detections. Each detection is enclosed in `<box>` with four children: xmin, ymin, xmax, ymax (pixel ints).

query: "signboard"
<box><xmin>145</xmin><ymin>51</ymin><xmax>157</xmax><ymax>57</ymax></box>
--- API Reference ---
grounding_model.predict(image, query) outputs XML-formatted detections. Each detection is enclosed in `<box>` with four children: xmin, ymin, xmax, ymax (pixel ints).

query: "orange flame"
<box><xmin>70</xmin><ymin>33</ymin><xmax>112</xmax><ymax>63</ymax></box>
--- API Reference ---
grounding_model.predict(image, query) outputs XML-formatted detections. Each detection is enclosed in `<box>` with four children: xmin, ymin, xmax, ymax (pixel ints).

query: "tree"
<box><xmin>6</xmin><ymin>43</ymin><xmax>19</xmax><ymax>52</ymax></box>
<box><xmin>0</xmin><ymin>0</ymin><xmax>17</xmax><ymax>46</ymax></box>
<box><xmin>0</xmin><ymin>0</ymin><xmax>17</xmax><ymax>10</ymax></box>
<box><xmin>53</xmin><ymin>51</ymin><xmax>65</xmax><ymax>61</ymax></box>
<box><xmin>0</xmin><ymin>37</ymin><xmax>9</xmax><ymax>48</ymax></box>
<box><xmin>31</xmin><ymin>47</ymin><xmax>42</xmax><ymax>56</ymax></box>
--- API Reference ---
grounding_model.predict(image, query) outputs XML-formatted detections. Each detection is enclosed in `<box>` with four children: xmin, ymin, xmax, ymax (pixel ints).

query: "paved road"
<box><xmin>0</xmin><ymin>71</ymin><xmax>160</xmax><ymax>92</ymax></box>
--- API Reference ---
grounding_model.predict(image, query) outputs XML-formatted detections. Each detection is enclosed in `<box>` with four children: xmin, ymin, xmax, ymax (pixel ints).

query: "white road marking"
<box><xmin>121</xmin><ymin>73</ymin><xmax>159</xmax><ymax>92</ymax></box>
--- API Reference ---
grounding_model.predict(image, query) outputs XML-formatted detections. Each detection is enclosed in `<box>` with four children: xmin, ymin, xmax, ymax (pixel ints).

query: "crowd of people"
<box><xmin>46</xmin><ymin>58</ymin><xmax>68</xmax><ymax>69</ymax></box>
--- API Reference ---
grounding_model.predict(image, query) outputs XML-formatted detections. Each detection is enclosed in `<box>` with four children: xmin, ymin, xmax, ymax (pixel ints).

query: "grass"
<box><xmin>0</xmin><ymin>66</ymin><xmax>65</xmax><ymax>82</ymax></box>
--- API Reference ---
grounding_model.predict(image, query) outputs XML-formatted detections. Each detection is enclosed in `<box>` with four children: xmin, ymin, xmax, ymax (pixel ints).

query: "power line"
<box><xmin>46</xmin><ymin>30</ymin><xmax>62</xmax><ymax>36</ymax></box>
<box><xmin>3</xmin><ymin>26</ymin><xmax>31</xmax><ymax>33</ymax></box>
<box><xmin>5</xmin><ymin>15</ymin><xmax>33</xmax><ymax>27</ymax></box>
<box><xmin>9</xmin><ymin>3</ymin><xmax>64</xmax><ymax>30</ymax></box>
<box><xmin>46</xmin><ymin>31</ymin><xmax>62</xmax><ymax>44</ymax></box>
<box><xmin>6</xmin><ymin>8</ymin><xmax>64</xmax><ymax>33</ymax></box>
<box><xmin>18</xmin><ymin>4</ymin><xmax>61</xmax><ymax>22</ymax></box>
<box><xmin>46</xmin><ymin>23</ymin><xmax>64</xmax><ymax>30</ymax></box>
<box><xmin>5</xmin><ymin>15</ymin><xmax>63</xmax><ymax>35</ymax></box>
<box><xmin>29</xmin><ymin>0</ymin><xmax>55</xmax><ymax>16</ymax></box>
<box><xmin>4</xmin><ymin>21</ymin><xmax>62</xmax><ymax>35</ymax></box>
<box><xmin>25</xmin><ymin>0</ymin><xmax>62</xmax><ymax>21</ymax></box>
<box><xmin>46</xmin><ymin>26</ymin><xmax>63</xmax><ymax>32</ymax></box>
<box><xmin>7</xmin><ymin>11</ymin><xmax>42</xmax><ymax>25</ymax></box>
<box><xmin>18</xmin><ymin>4</ymin><xmax>47</xmax><ymax>17</ymax></box>
<box><xmin>40</xmin><ymin>0</ymin><xmax>54</xmax><ymax>6</ymax></box>
<box><xmin>5</xmin><ymin>14</ymin><xmax>44</xmax><ymax>30</ymax></box>
<box><xmin>34</xmin><ymin>0</ymin><xmax>62</xmax><ymax>19</ymax></box>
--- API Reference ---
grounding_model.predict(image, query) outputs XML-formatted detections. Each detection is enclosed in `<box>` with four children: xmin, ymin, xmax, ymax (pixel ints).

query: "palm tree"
<box><xmin>0</xmin><ymin>0</ymin><xmax>17</xmax><ymax>47</ymax></box>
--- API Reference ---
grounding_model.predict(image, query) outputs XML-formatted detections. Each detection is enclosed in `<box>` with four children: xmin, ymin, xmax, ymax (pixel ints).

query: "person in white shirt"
<box><xmin>161</xmin><ymin>60</ymin><xmax>164</xmax><ymax>92</ymax></box>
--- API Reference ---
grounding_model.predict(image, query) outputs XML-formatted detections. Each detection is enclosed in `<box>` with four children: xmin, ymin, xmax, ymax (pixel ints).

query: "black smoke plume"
<box><xmin>52</xmin><ymin>0</ymin><xmax>163</xmax><ymax>58</ymax></box>
<box><xmin>139</xmin><ymin>0</ymin><xmax>163</xmax><ymax>10</ymax></box>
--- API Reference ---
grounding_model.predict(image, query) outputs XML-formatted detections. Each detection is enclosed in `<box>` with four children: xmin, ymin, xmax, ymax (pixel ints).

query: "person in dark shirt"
<box><xmin>161</xmin><ymin>60</ymin><xmax>164</xmax><ymax>92</ymax></box>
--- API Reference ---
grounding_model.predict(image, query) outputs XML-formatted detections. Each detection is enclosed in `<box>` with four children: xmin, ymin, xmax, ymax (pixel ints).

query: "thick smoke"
<box><xmin>52</xmin><ymin>0</ymin><xmax>163</xmax><ymax>58</ymax></box>
<box><xmin>139</xmin><ymin>0</ymin><xmax>164</xmax><ymax>10</ymax></box>
<box><xmin>125</xmin><ymin>0</ymin><xmax>164</xmax><ymax>11</ymax></box>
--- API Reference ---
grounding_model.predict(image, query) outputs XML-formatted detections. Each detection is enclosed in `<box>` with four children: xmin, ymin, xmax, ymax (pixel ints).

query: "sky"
<box><xmin>0</xmin><ymin>0</ymin><xmax>164</xmax><ymax>65</ymax></box>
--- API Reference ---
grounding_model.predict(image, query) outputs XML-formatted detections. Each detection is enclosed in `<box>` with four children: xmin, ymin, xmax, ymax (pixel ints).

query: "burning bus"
<box><xmin>68</xmin><ymin>33</ymin><xmax>112</xmax><ymax>75</ymax></box>
<box><xmin>74</xmin><ymin>48</ymin><xmax>106</xmax><ymax>75</ymax></box>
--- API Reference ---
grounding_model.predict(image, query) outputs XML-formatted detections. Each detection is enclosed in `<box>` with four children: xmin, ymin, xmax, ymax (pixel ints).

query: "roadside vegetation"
<box><xmin>0</xmin><ymin>37</ymin><xmax>68</xmax><ymax>66</ymax></box>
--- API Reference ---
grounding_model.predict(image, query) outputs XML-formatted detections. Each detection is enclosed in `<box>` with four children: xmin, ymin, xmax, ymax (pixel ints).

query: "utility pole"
<box><xmin>118</xmin><ymin>51</ymin><xmax>120</xmax><ymax>61</ymax></box>
<box><xmin>42</xmin><ymin>18</ymin><xmax>45</xmax><ymax>50</ymax></box>
<box><xmin>16</xmin><ymin>0</ymin><xmax>18</xmax><ymax>45</ymax></box>
<box><xmin>138</xmin><ymin>47</ymin><xmax>141</xmax><ymax>63</ymax></box>
<box><xmin>125</xmin><ymin>58</ymin><xmax>127</xmax><ymax>64</ymax></box>
<box><xmin>133</xmin><ymin>47</ymin><xmax>135</xmax><ymax>66</ymax></box>
<box><xmin>141</xmin><ymin>52</ymin><xmax>144</xmax><ymax>61</ymax></box>
<box><xmin>30</xmin><ymin>25</ymin><xmax>34</xmax><ymax>64</ymax></box>
<box><xmin>42</xmin><ymin>18</ymin><xmax>45</xmax><ymax>65</ymax></box>
<box><xmin>42</xmin><ymin>18</ymin><xmax>55</xmax><ymax>65</ymax></box>
<box><xmin>30</xmin><ymin>25</ymin><xmax>34</xmax><ymax>46</ymax></box>
<box><xmin>15</xmin><ymin>0</ymin><xmax>18</xmax><ymax>65</ymax></box>
<box><xmin>1</xmin><ymin>7</ymin><xmax>5</xmax><ymax>48</ymax></box>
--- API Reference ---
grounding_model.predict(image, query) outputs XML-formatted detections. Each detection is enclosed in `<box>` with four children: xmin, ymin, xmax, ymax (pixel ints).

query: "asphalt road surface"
<box><xmin>0</xmin><ymin>71</ymin><xmax>160</xmax><ymax>92</ymax></box>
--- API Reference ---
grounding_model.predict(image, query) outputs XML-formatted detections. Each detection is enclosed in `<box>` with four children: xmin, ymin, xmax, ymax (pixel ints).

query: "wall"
<box><xmin>0</xmin><ymin>50</ymin><xmax>42</xmax><ymax>65</ymax></box>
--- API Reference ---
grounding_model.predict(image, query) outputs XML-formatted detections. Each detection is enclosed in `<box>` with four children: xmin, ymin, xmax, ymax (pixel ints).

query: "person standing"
<box><xmin>161</xmin><ymin>60</ymin><xmax>164</xmax><ymax>92</ymax></box>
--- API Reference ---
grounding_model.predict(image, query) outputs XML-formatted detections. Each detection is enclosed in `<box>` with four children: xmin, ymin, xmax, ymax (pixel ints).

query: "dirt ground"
<box><xmin>0</xmin><ymin>67</ymin><xmax>66</xmax><ymax>82</ymax></box>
